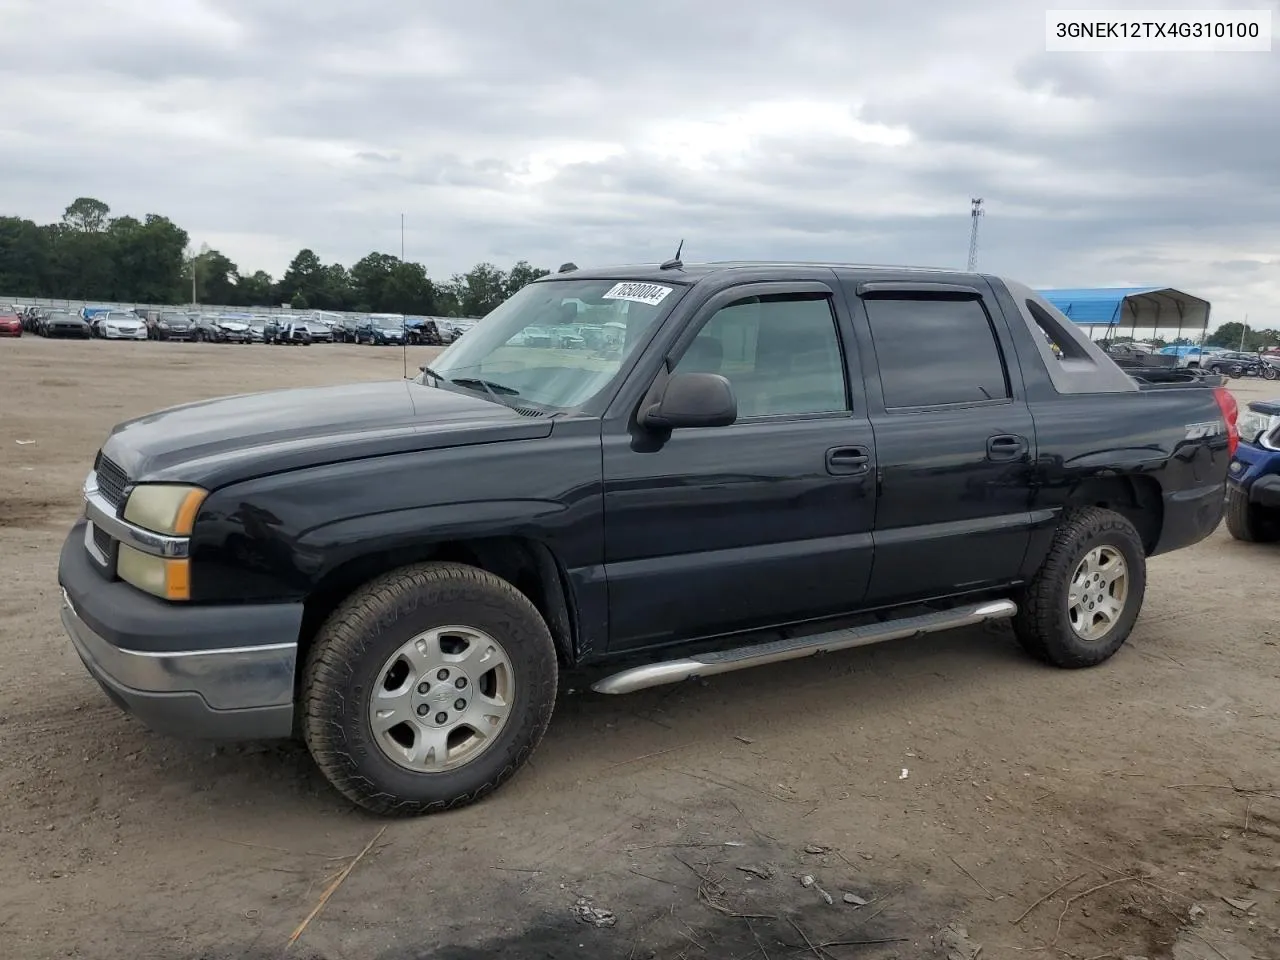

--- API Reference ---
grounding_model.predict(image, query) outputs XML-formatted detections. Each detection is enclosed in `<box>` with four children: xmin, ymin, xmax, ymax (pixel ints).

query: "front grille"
<box><xmin>95</xmin><ymin>456</ymin><xmax>129</xmax><ymax>507</ymax></box>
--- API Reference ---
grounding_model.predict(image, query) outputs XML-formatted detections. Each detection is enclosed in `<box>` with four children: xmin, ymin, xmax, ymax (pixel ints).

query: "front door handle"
<box><xmin>986</xmin><ymin>434</ymin><xmax>1028</xmax><ymax>461</ymax></box>
<box><xmin>827</xmin><ymin>445</ymin><xmax>871</xmax><ymax>475</ymax></box>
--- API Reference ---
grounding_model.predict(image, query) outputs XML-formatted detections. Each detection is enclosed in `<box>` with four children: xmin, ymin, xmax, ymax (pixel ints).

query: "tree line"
<box><xmin>0</xmin><ymin>197</ymin><xmax>551</xmax><ymax>317</ymax></box>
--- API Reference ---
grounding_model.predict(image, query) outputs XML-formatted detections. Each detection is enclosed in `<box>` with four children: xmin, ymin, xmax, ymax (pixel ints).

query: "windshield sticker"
<box><xmin>602</xmin><ymin>282</ymin><xmax>673</xmax><ymax>306</ymax></box>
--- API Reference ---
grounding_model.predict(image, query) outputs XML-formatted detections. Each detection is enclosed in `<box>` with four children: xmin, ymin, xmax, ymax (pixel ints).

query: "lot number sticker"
<box><xmin>602</xmin><ymin>282</ymin><xmax>673</xmax><ymax>306</ymax></box>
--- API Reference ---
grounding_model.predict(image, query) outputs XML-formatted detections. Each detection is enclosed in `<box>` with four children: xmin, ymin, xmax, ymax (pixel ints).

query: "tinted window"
<box><xmin>863</xmin><ymin>296</ymin><xmax>1009</xmax><ymax>408</ymax></box>
<box><xmin>673</xmin><ymin>293</ymin><xmax>848</xmax><ymax>418</ymax></box>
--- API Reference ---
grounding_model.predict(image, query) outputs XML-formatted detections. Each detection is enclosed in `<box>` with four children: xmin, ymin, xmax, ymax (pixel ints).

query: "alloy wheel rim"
<box><xmin>367</xmin><ymin>625</ymin><xmax>514</xmax><ymax>773</ymax></box>
<box><xmin>1067</xmin><ymin>545</ymin><xmax>1128</xmax><ymax>642</ymax></box>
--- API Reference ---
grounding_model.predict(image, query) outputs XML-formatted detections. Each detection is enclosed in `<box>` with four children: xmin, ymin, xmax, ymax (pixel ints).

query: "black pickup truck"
<box><xmin>57</xmin><ymin>261</ymin><xmax>1237</xmax><ymax>815</ymax></box>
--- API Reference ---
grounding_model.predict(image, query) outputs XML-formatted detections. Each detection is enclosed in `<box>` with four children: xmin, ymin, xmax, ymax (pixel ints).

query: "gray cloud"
<box><xmin>0</xmin><ymin>0</ymin><xmax>1276</xmax><ymax>327</ymax></box>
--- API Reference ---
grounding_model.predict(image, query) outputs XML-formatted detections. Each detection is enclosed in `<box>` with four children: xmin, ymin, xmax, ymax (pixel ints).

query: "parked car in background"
<box><xmin>517</xmin><ymin>324</ymin><xmax>553</xmax><ymax>347</ymax></box>
<box><xmin>356</xmin><ymin>316</ymin><xmax>406</xmax><ymax>345</ymax></box>
<box><xmin>42</xmin><ymin>311</ymin><xmax>93</xmax><ymax>339</ymax></box>
<box><xmin>301</xmin><ymin>321</ymin><xmax>333</xmax><ymax>344</ymax></box>
<box><xmin>442</xmin><ymin>319</ymin><xmax>476</xmax><ymax>343</ymax></box>
<box><xmin>549</xmin><ymin>324</ymin><xmax>586</xmax><ymax>349</ymax></box>
<box><xmin>95</xmin><ymin>311</ymin><xmax>148</xmax><ymax>340</ymax></box>
<box><xmin>405</xmin><ymin>318</ymin><xmax>443</xmax><ymax>345</ymax></box>
<box><xmin>154</xmin><ymin>311</ymin><xmax>197</xmax><ymax>341</ymax></box>
<box><xmin>274</xmin><ymin>320</ymin><xmax>332</xmax><ymax>344</ymax></box>
<box><xmin>0</xmin><ymin>305</ymin><xmax>21</xmax><ymax>337</ymax></box>
<box><xmin>274</xmin><ymin>321</ymin><xmax>325</xmax><ymax>345</ymax></box>
<box><xmin>194</xmin><ymin>314</ymin><xmax>251</xmax><ymax>343</ymax></box>
<box><xmin>81</xmin><ymin>306</ymin><xmax>112</xmax><ymax>330</ymax></box>
<box><xmin>329</xmin><ymin>317</ymin><xmax>359</xmax><ymax>343</ymax></box>
<box><xmin>1205</xmin><ymin>351</ymin><xmax>1269</xmax><ymax>379</ymax></box>
<box><xmin>248</xmin><ymin>319</ymin><xmax>269</xmax><ymax>343</ymax></box>
<box><xmin>1227</xmin><ymin>399</ymin><xmax>1280</xmax><ymax>541</ymax></box>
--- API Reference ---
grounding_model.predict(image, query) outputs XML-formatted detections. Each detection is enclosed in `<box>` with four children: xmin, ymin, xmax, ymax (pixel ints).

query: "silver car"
<box><xmin>96</xmin><ymin>311</ymin><xmax>148</xmax><ymax>340</ymax></box>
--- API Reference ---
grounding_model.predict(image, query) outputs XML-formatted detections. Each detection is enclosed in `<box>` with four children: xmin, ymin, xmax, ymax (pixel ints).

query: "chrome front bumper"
<box><xmin>60</xmin><ymin>588</ymin><xmax>298</xmax><ymax>740</ymax></box>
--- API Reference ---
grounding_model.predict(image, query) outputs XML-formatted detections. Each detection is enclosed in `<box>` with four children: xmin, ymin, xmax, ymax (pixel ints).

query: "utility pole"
<box><xmin>1239</xmin><ymin>313</ymin><xmax>1249</xmax><ymax>352</ymax></box>
<box><xmin>400</xmin><ymin>214</ymin><xmax>405</xmax><ymax>261</ymax></box>
<box><xmin>190</xmin><ymin>256</ymin><xmax>197</xmax><ymax>305</ymax></box>
<box><xmin>967</xmin><ymin>198</ymin><xmax>983</xmax><ymax>271</ymax></box>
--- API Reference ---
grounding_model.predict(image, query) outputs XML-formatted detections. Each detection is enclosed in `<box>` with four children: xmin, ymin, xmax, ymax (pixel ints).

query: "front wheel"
<box><xmin>1264</xmin><ymin>365</ymin><xmax>1278</xmax><ymax>381</ymax></box>
<box><xmin>1013</xmin><ymin>507</ymin><xmax>1147</xmax><ymax>668</ymax></box>
<box><xmin>1225</xmin><ymin>486</ymin><xmax>1280</xmax><ymax>542</ymax></box>
<box><xmin>302</xmin><ymin>562</ymin><xmax>559</xmax><ymax>816</ymax></box>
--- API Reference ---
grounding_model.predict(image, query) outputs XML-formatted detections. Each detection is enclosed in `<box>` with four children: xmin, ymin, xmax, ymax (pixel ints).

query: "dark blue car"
<box><xmin>1227</xmin><ymin>398</ymin><xmax>1280</xmax><ymax>541</ymax></box>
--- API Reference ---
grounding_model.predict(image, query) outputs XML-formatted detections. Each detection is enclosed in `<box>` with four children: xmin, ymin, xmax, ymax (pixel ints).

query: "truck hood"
<box><xmin>100</xmin><ymin>379</ymin><xmax>553</xmax><ymax>489</ymax></box>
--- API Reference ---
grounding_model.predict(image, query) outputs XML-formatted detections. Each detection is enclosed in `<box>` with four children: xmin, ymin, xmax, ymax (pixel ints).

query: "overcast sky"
<box><xmin>1</xmin><ymin>1</ymin><xmax>1276</xmax><ymax>329</ymax></box>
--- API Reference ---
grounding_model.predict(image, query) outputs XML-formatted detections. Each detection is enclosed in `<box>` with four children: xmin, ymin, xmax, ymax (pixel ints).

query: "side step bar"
<box><xmin>591</xmin><ymin>600</ymin><xmax>1017</xmax><ymax>695</ymax></box>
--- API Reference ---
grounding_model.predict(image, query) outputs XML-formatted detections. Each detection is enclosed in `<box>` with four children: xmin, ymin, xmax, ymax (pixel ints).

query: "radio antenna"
<box><xmin>660</xmin><ymin>239</ymin><xmax>684</xmax><ymax>271</ymax></box>
<box><xmin>401</xmin><ymin>214</ymin><xmax>410</xmax><ymax>379</ymax></box>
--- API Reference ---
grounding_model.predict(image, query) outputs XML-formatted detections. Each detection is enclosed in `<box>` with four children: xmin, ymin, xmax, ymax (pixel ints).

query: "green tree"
<box><xmin>386</xmin><ymin>260</ymin><xmax>437</xmax><ymax>315</ymax></box>
<box><xmin>52</xmin><ymin>222</ymin><xmax>113</xmax><ymax>299</ymax></box>
<box><xmin>313</xmin><ymin>263</ymin><xmax>353</xmax><ymax>311</ymax></box>
<box><xmin>126</xmin><ymin>215</ymin><xmax>189</xmax><ymax>302</ymax></box>
<box><xmin>106</xmin><ymin>216</ymin><xmax>145</xmax><ymax>300</ymax></box>
<box><xmin>277</xmin><ymin>249</ymin><xmax>326</xmax><ymax>307</ymax></box>
<box><xmin>190</xmin><ymin>247</ymin><xmax>242</xmax><ymax>305</ymax></box>
<box><xmin>0</xmin><ymin>217</ymin><xmax>49</xmax><ymax>294</ymax></box>
<box><xmin>0</xmin><ymin>197</ymin><xmax>549</xmax><ymax>313</ymax></box>
<box><xmin>505</xmin><ymin>260</ymin><xmax>549</xmax><ymax>298</ymax></box>
<box><xmin>1207</xmin><ymin>322</ymin><xmax>1280</xmax><ymax>352</ymax></box>
<box><xmin>350</xmin><ymin>252</ymin><xmax>399</xmax><ymax>311</ymax></box>
<box><xmin>62</xmin><ymin>197</ymin><xmax>110</xmax><ymax>233</ymax></box>
<box><xmin>450</xmin><ymin>262</ymin><xmax>508</xmax><ymax>317</ymax></box>
<box><xmin>238</xmin><ymin>270</ymin><xmax>275</xmax><ymax>305</ymax></box>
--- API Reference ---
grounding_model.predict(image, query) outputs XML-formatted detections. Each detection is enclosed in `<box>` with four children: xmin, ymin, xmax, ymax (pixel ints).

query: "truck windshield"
<box><xmin>422</xmin><ymin>278</ymin><xmax>683</xmax><ymax>410</ymax></box>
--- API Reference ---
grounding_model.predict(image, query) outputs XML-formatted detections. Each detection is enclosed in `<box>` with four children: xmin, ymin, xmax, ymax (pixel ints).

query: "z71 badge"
<box><xmin>1184</xmin><ymin>420</ymin><xmax>1223</xmax><ymax>440</ymax></box>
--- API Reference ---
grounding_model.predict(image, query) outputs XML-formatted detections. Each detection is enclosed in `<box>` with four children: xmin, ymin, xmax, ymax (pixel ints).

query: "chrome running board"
<box><xmin>591</xmin><ymin>600</ymin><xmax>1017</xmax><ymax>695</ymax></box>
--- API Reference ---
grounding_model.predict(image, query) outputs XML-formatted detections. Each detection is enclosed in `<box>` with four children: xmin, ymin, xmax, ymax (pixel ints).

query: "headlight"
<box><xmin>123</xmin><ymin>484</ymin><xmax>207</xmax><ymax>536</ymax></box>
<box><xmin>117</xmin><ymin>545</ymin><xmax>191</xmax><ymax>601</ymax></box>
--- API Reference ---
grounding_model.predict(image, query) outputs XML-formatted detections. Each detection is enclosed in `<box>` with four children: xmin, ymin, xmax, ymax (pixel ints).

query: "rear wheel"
<box><xmin>302</xmin><ymin>562</ymin><xmax>559</xmax><ymax>816</ymax></box>
<box><xmin>1013</xmin><ymin>507</ymin><xmax>1146</xmax><ymax>668</ymax></box>
<box><xmin>1225</xmin><ymin>486</ymin><xmax>1280</xmax><ymax>542</ymax></box>
<box><xmin>1264</xmin><ymin>365</ymin><xmax>1278</xmax><ymax>381</ymax></box>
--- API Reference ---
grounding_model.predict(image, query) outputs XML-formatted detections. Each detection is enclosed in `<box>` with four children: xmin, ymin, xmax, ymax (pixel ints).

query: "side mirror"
<box><xmin>641</xmin><ymin>372</ymin><xmax>737</xmax><ymax>430</ymax></box>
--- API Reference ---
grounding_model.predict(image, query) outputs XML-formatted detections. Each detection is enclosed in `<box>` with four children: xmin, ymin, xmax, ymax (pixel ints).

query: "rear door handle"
<box><xmin>986</xmin><ymin>434</ymin><xmax>1028</xmax><ymax>461</ymax></box>
<box><xmin>826</xmin><ymin>445</ymin><xmax>871</xmax><ymax>475</ymax></box>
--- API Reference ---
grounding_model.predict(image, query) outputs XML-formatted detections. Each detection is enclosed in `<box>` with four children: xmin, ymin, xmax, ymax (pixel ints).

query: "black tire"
<box><xmin>1012</xmin><ymin>507</ymin><xmax>1147</xmax><ymax>668</ymax></box>
<box><xmin>1264</xmin><ymin>365</ymin><xmax>1278</xmax><ymax>381</ymax></box>
<box><xmin>1225</xmin><ymin>486</ymin><xmax>1280</xmax><ymax>542</ymax></box>
<box><xmin>302</xmin><ymin>561</ymin><xmax>559</xmax><ymax>816</ymax></box>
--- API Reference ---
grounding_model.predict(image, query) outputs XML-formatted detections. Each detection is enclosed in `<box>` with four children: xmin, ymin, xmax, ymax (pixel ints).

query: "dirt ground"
<box><xmin>1</xmin><ymin>337</ymin><xmax>1277</xmax><ymax>960</ymax></box>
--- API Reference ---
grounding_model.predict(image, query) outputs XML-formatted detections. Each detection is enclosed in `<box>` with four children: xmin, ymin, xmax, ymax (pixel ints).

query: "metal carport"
<box><xmin>1035</xmin><ymin>286</ymin><xmax>1211</xmax><ymax>344</ymax></box>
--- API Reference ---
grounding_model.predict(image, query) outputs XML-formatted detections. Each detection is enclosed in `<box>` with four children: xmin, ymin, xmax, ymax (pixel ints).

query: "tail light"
<box><xmin>1213</xmin><ymin>386</ymin><xmax>1239</xmax><ymax>457</ymax></box>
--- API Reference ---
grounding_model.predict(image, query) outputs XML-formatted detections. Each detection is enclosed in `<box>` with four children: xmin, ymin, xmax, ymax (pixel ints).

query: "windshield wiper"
<box><xmin>450</xmin><ymin>378</ymin><xmax>520</xmax><ymax>396</ymax></box>
<box><xmin>420</xmin><ymin>366</ymin><xmax>520</xmax><ymax>406</ymax></box>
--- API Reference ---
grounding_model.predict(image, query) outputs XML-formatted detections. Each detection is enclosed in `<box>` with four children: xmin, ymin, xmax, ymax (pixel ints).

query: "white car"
<box><xmin>96</xmin><ymin>311</ymin><xmax>148</xmax><ymax>340</ymax></box>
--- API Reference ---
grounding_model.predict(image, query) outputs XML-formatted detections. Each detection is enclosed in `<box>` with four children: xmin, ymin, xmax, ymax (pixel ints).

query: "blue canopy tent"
<box><xmin>1035</xmin><ymin>286</ymin><xmax>1211</xmax><ymax>345</ymax></box>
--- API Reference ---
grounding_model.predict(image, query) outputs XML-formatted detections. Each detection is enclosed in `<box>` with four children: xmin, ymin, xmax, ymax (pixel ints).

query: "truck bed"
<box><xmin>1127</xmin><ymin>367</ymin><xmax>1223</xmax><ymax>388</ymax></box>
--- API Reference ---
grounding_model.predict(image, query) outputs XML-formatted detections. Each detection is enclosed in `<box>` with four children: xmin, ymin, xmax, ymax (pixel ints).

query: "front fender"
<box><xmin>296</xmin><ymin>499</ymin><xmax>570</xmax><ymax>582</ymax></box>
